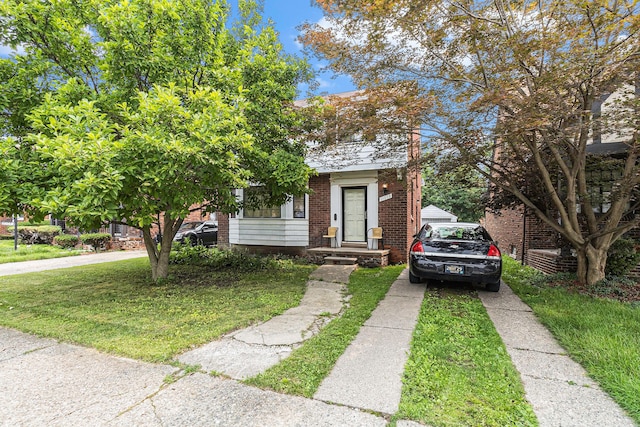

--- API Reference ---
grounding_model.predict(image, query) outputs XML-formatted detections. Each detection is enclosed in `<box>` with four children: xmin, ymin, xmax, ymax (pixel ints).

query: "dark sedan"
<box><xmin>173</xmin><ymin>220</ymin><xmax>218</xmax><ymax>247</ymax></box>
<box><xmin>409</xmin><ymin>222</ymin><xmax>502</xmax><ymax>291</ymax></box>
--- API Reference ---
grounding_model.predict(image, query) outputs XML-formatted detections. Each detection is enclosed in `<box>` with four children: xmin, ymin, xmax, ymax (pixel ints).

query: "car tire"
<box><xmin>486</xmin><ymin>280</ymin><xmax>501</xmax><ymax>292</ymax></box>
<box><xmin>188</xmin><ymin>235</ymin><xmax>198</xmax><ymax>246</ymax></box>
<box><xmin>409</xmin><ymin>270</ymin><xmax>421</xmax><ymax>284</ymax></box>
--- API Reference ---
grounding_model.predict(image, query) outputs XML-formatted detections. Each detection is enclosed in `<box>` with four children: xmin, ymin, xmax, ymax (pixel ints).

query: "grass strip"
<box><xmin>0</xmin><ymin>240</ymin><xmax>83</xmax><ymax>264</ymax></box>
<box><xmin>0</xmin><ymin>257</ymin><xmax>313</xmax><ymax>363</ymax></box>
<box><xmin>395</xmin><ymin>288</ymin><xmax>537</xmax><ymax>427</ymax></box>
<box><xmin>244</xmin><ymin>265</ymin><xmax>404</xmax><ymax>397</ymax></box>
<box><xmin>503</xmin><ymin>257</ymin><xmax>640</xmax><ymax>424</ymax></box>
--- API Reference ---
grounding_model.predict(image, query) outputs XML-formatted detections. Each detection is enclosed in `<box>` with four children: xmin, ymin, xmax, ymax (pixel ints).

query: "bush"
<box><xmin>606</xmin><ymin>237</ymin><xmax>640</xmax><ymax>277</ymax></box>
<box><xmin>169</xmin><ymin>244</ymin><xmax>290</xmax><ymax>272</ymax></box>
<box><xmin>53</xmin><ymin>234</ymin><xmax>80</xmax><ymax>249</ymax></box>
<box><xmin>8</xmin><ymin>225</ymin><xmax>62</xmax><ymax>244</ymax></box>
<box><xmin>80</xmin><ymin>233</ymin><xmax>112</xmax><ymax>252</ymax></box>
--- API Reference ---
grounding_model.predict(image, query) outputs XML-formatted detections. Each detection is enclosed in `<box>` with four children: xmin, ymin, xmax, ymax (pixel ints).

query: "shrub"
<box><xmin>606</xmin><ymin>237</ymin><xmax>640</xmax><ymax>277</ymax></box>
<box><xmin>8</xmin><ymin>225</ymin><xmax>62</xmax><ymax>244</ymax></box>
<box><xmin>169</xmin><ymin>244</ymin><xmax>288</xmax><ymax>272</ymax></box>
<box><xmin>80</xmin><ymin>233</ymin><xmax>112</xmax><ymax>252</ymax></box>
<box><xmin>53</xmin><ymin>234</ymin><xmax>80</xmax><ymax>249</ymax></box>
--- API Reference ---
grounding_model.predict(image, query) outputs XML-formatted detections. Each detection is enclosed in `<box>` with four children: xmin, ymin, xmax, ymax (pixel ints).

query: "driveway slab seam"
<box><xmin>511</xmin><ymin>347</ymin><xmax>568</xmax><ymax>356</ymax></box>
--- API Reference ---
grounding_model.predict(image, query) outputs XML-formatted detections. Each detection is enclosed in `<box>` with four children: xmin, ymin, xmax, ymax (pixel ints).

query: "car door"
<box><xmin>198</xmin><ymin>223</ymin><xmax>218</xmax><ymax>245</ymax></box>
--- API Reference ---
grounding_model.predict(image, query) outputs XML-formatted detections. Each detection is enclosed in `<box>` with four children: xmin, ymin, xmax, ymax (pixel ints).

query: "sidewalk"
<box><xmin>0</xmin><ymin>250</ymin><xmax>147</xmax><ymax>276</ymax></box>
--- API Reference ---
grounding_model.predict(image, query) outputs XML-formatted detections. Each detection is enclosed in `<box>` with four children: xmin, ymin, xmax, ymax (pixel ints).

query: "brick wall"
<box><xmin>308</xmin><ymin>174</ymin><xmax>331</xmax><ymax>248</ymax></box>
<box><xmin>484</xmin><ymin>207</ymin><xmax>526</xmax><ymax>260</ymax></box>
<box><xmin>378</xmin><ymin>170</ymin><xmax>409</xmax><ymax>263</ymax></box>
<box><xmin>526</xmin><ymin>249</ymin><xmax>578</xmax><ymax>275</ymax></box>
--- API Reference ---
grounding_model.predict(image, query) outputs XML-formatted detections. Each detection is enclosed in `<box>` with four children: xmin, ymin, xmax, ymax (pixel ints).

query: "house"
<box><xmin>421</xmin><ymin>205</ymin><xmax>458</xmax><ymax>226</ymax></box>
<box><xmin>484</xmin><ymin>83</ymin><xmax>640</xmax><ymax>275</ymax></box>
<box><xmin>217</xmin><ymin>91</ymin><xmax>422</xmax><ymax>266</ymax></box>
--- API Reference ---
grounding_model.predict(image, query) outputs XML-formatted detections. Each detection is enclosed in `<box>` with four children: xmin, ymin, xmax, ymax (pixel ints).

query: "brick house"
<box><xmin>217</xmin><ymin>91</ymin><xmax>422</xmax><ymax>266</ymax></box>
<box><xmin>485</xmin><ymin>84</ymin><xmax>639</xmax><ymax>276</ymax></box>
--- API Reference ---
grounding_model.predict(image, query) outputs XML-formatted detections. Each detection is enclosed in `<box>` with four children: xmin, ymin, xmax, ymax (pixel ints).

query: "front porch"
<box><xmin>306</xmin><ymin>246</ymin><xmax>390</xmax><ymax>268</ymax></box>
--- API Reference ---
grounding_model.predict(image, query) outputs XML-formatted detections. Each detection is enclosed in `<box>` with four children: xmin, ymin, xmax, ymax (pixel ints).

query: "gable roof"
<box><xmin>421</xmin><ymin>205</ymin><xmax>458</xmax><ymax>222</ymax></box>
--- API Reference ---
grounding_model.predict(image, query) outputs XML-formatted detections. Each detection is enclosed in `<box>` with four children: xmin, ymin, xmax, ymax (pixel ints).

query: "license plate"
<box><xmin>445</xmin><ymin>265</ymin><xmax>465</xmax><ymax>275</ymax></box>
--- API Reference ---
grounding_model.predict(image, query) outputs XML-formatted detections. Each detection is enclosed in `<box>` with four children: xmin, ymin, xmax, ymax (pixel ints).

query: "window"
<box><xmin>293</xmin><ymin>195</ymin><xmax>305</xmax><ymax>218</ymax></box>
<box><xmin>243</xmin><ymin>187</ymin><xmax>281</xmax><ymax>218</ymax></box>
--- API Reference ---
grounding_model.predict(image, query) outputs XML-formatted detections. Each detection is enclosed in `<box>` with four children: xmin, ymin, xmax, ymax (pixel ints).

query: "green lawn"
<box><xmin>0</xmin><ymin>239</ymin><xmax>83</xmax><ymax>264</ymax></box>
<box><xmin>503</xmin><ymin>257</ymin><xmax>640</xmax><ymax>424</ymax></box>
<box><xmin>395</xmin><ymin>287</ymin><xmax>537</xmax><ymax>427</ymax></box>
<box><xmin>0</xmin><ymin>257</ymin><xmax>314</xmax><ymax>362</ymax></box>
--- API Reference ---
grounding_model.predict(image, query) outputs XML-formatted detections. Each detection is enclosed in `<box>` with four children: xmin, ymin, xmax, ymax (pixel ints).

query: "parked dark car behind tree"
<box><xmin>172</xmin><ymin>221</ymin><xmax>218</xmax><ymax>247</ymax></box>
<box><xmin>409</xmin><ymin>222</ymin><xmax>502</xmax><ymax>291</ymax></box>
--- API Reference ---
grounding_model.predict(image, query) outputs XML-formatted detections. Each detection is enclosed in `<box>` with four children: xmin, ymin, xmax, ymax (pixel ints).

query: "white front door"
<box><xmin>343</xmin><ymin>187</ymin><xmax>366</xmax><ymax>242</ymax></box>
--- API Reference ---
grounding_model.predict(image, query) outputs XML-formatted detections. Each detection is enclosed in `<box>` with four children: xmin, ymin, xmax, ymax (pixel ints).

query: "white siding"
<box><xmin>229</xmin><ymin>218</ymin><xmax>309</xmax><ymax>246</ymax></box>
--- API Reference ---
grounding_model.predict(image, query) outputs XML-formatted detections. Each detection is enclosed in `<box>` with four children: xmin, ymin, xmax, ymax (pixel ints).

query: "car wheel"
<box><xmin>486</xmin><ymin>280</ymin><xmax>501</xmax><ymax>292</ymax></box>
<box><xmin>409</xmin><ymin>270</ymin><xmax>421</xmax><ymax>284</ymax></box>
<box><xmin>188</xmin><ymin>235</ymin><xmax>198</xmax><ymax>246</ymax></box>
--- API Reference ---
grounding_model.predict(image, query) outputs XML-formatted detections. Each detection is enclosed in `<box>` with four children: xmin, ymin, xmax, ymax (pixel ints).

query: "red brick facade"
<box><xmin>485</xmin><ymin>207</ymin><xmax>562</xmax><ymax>261</ymax></box>
<box><xmin>308</xmin><ymin>174</ymin><xmax>332</xmax><ymax>248</ymax></box>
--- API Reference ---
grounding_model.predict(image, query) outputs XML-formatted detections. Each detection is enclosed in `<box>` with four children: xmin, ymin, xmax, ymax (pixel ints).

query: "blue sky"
<box><xmin>259</xmin><ymin>0</ymin><xmax>356</xmax><ymax>97</ymax></box>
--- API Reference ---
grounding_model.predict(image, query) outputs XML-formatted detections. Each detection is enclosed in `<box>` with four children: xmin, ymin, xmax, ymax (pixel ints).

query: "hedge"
<box><xmin>8</xmin><ymin>225</ymin><xmax>62</xmax><ymax>245</ymax></box>
<box><xmin>53</xmin><ymin>234</ymin><xmax>80</xmax><ymax>249</ymax></box>
<box><xmin>80</xmin><ymin>233</ymin><xmax>112</xmax><ymax>251</ymax></box>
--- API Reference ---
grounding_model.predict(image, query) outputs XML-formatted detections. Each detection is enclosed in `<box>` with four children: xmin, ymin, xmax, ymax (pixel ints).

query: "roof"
<box><xmin>421</xmin><ymin>205</ymin><xmax>458</xmax><ymax>222</ymax></box>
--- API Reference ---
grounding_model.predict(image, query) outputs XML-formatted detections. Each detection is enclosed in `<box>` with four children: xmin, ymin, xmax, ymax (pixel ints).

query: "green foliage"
<box><xmin>10</xmin><ymin>225</ymin><xmax>61</xmax><ymax>244</ymax></box>
<box><xmin>606</xmin><ymin>237</ymin><xmax>640</xmax><ymax>277</ymax></box>
<box><xmin>170</xmin><ymin>244</ymin><xmax>300</xmax><ymax>273</ymax></box>
<box><xmin>52</xmin><ymin>234</ymin><xmax>79</xmax><ymax>248</ymax></box>
<box><xmin>0</xmin><ymin>0</ymin><xmax>314</xmax><ymax>279</ymax></box>
<box><xmin>421</xmin><ymin>165</ymin><xmax>486</xmax><ymax>222</ymax></box>
<box><xmin>80</xmin><ymin>233</ymin><xmax>112</xmax><ymax>252</ymax></box>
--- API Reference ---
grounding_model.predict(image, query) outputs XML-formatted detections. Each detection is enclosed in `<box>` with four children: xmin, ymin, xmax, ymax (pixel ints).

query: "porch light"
<box><xmin>382</xmin><ymin>183</ymin><xmax>389</xmax><ymax>194</ymax></box>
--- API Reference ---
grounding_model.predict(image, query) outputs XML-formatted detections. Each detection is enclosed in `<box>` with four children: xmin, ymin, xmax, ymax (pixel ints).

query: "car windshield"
<box><xmin>180</xmin><ymin>222</ymin><xmax>201</xmax><ymax>231</ymax></box>
<box><xmin>431</xmin><ymin>225</ymin><xmax>488</xmax><ymax>241</ymax></box>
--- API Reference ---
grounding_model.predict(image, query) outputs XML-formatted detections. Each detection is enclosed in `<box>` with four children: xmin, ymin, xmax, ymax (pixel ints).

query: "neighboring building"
<box><xmin>421</xmin><ymin>205</ymin><xmax>458</xmax><ymax>226</ymax></box>
<box><xmin>485</xmin><ymin>84</ymin><xmax>639</xmax><ymax>275</ymax></box>
<box><xmin>218</xmin><ymin>91</ymin><xmax>422</xmax><ymax>265</ymax></box>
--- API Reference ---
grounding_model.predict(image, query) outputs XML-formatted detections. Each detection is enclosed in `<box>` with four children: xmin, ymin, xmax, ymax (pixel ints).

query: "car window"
<box><xmin>432</xmin><ymin>225</ymin><xmax>488</xmax><ymax>241</ymax></box>
<box><xmin>181</xmin><ymin>222</ymin><xmax>201</xmax><ymax>230</ymax></box>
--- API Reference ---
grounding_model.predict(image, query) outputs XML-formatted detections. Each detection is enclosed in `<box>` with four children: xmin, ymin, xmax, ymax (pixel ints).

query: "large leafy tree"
<box><xmin>0</xmin><ymin>0</ymin><xmax>313</xmax><ymax>280</ymax></box>
<box><xmin>422</xmin><ymin>164</ymin><xmax>485</xmax><ymax>223</ymax></box>
<box><xmin>302</xmin><ymin>0</ymin><xmax>640</xmax><ymax>285</ymax></box>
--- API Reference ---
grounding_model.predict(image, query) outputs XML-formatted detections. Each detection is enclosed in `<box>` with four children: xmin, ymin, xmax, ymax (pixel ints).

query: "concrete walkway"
<box><xmin>178</xmin><ymin>265</ymin><xmax>355</xmax><ymax>379</ymax></box>
<box><xmin>479</xmin><ymin>286</ymin><xmax>635</xmax><ymax>427</ymax></box>
<box><xmin>0</xmin><ymin>250</ymin><xmax>147</xmax><ymax>276</ymax></box>
<box><xmin>314</xmin><ymin>269</ymin><xmax>424</xmax><ymax>415</ymax></box>
<box><xmin>0</xmin><ymin>255</ymin><xmax>636</xmax><ymax>426</ymax></box>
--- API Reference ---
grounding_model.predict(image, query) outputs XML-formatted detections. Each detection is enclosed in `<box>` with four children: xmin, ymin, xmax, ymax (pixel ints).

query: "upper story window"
<box><xmin>243</xmin><ymin>186</ymin><xmax>281</xmax><ymax>218</ymax></box>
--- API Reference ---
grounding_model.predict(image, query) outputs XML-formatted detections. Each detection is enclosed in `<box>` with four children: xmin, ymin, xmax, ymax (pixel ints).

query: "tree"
<box><xmin>301</xmin><ymin>0</ymin><xmax>640</xmax><ymax>286</ymax></box>
<box><xmin>0</xmin><ymin>0</ymin><xmax>313</xmax><ymax>280</ymax></box>
<box><xmin>421</xmin><ymin>164</ymin><xmax>485</xmax><ymax>223</ymax></box>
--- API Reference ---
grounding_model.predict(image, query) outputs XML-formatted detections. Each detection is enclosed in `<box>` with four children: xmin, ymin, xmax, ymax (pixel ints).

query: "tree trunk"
<box><xmin>585</xmin><ymin>245</ymin><xmax>608</xmax><ymax>287</ymax></box>
<box><xmin>575</xmin><ymin>248</ymin><xmax>588</xmax><ymax>285</ymax></box>
<box><xmin>575</xmin><ymin>244</ymin><xmax>608</xmax><ymax>286</ymax></box>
